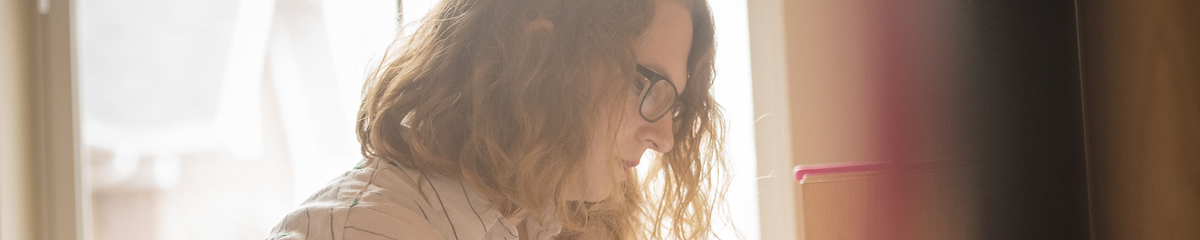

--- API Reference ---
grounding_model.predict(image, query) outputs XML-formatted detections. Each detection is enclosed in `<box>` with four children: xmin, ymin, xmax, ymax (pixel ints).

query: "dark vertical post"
<box><xmin>965</xmin><ymin>0</ymin><xmax>1092</xmax><ymax>239</ymax></box>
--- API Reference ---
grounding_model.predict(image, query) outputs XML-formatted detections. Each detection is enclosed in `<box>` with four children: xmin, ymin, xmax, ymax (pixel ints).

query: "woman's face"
<box><xmin>573</xmin><ymin>0</ymin><xmax>693</xmax><ymax>201</ymax></box>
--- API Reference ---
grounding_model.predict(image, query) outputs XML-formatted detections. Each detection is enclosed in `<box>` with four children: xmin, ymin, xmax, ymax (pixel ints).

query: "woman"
<box><xmin>267</xmin><ymin>0</ymin><xmax>726</xmax><ymax>238</ymax></box>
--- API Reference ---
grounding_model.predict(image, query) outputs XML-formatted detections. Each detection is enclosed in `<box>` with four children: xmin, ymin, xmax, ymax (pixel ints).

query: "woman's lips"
<box><xmin>623</xmin><ymin>158</ymin><xmax>641</xmax><ymax>168</ymax></box>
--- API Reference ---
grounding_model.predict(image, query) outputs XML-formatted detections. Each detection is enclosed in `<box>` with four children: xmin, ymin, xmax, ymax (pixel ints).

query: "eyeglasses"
<box><xmin>634</xmin><ymin>64</ymin><xmax>680</xmax><ymax>122</ymax></box>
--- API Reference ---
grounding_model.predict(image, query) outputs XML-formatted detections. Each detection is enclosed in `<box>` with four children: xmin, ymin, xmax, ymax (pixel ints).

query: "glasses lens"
<box><xmin>641</xmin><ymin>79</ymin><xmax>677</xmax><ymax>121</ymax></box>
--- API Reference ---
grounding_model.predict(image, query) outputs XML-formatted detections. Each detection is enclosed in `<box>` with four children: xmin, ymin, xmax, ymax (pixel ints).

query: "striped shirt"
<box><xmin>265</xmin><ymin>157</ymin><xmax>562</xmax><ymax>240</ymax></box>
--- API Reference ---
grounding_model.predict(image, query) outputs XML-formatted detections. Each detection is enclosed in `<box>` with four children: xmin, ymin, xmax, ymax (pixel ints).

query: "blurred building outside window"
<box><xmin>79</xmin><ymin>0</ymin><xmax>396</xmax><ymax>239</ymax></box>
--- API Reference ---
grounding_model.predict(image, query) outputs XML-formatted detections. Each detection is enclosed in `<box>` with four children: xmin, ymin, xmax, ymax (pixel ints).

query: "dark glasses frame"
<box><xmin>634</xmin><ymin>64</ymin><xmax>680</xmax><ymax>122</ymax></box>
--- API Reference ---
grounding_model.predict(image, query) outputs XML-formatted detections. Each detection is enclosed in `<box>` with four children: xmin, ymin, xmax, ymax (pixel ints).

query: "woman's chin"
<box><xmin>564</xmin><ymin>180</ymin><xmax>613</xmax><ymax>202</ymax></box>
<box><xmin>580</xmin><ymin>186</ymin><xmax>613</xmax><ymax>202</ymax></box>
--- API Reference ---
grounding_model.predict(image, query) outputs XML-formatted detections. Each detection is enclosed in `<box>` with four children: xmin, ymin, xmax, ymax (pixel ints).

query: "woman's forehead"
<box><xmin>634</xmin><ymin>0</ymin><xmax>692</xmax><ymax>94</ymax></box>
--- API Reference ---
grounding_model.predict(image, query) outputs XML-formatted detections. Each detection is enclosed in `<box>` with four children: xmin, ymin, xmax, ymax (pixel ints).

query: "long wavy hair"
<box><xmin>355</xmin><ymin>0</ymin><xmax>727</xmax><ymax>238</ymax></box>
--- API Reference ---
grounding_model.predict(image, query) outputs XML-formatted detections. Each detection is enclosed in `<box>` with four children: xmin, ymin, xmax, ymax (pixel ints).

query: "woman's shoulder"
<box><xmin>266</xmin><ymin>158</ymin><xmax>444</xmax><ymax>240</ymax></box>
<box><xmin>265</xmin><ymin>197</ymin><xmax>445</xmax><ymax>240</ymax></box>
<box><xmin>266</xmin><ymin>157</ymin><xmax>526</xmax><ymax>240</ymax></box>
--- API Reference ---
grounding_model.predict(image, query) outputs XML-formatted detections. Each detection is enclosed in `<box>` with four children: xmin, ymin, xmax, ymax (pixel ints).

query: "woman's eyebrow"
<box><xmin>638</xmin><ymin>62</ymin><xmax>687</xmax><ymax>95</ymax></box>
<box><xmin>640</xmin><ymin>63</ymin><xmax>676</xmax><ymax>85</ymax></box>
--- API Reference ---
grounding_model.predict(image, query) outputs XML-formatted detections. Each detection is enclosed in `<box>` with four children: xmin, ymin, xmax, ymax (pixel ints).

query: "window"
<box><xmin>78</xmin><ymin>1</ymin><xmax>397</xmax><ymax>239</ymax></box>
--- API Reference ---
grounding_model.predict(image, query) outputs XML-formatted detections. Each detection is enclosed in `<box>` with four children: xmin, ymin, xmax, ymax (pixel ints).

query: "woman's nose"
<box><xmin>640</xmin><ymin>117</ymin><xmax>674</xmax><ymax>153</ymax></box>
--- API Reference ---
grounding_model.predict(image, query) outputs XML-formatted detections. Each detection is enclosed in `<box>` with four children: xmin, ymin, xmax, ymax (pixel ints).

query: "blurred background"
<box><xmin>6</xmin><ymin>0</ymin><xmax>761</xmax><ymax>239</ymax></box>
<box><xmin>2</xmin><ymin>0</ymin><xmax>1197</xmax><ymax>240</ymax></box>
<box><xmin>75</xmin><ymin>0</ymin><xmax>394</xmax><ymax>239</ymax></box>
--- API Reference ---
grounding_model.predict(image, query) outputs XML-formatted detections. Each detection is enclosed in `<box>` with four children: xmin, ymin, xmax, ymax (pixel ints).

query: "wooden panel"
<box><xmin>797</xmin><ymin>172</ymin><xmax>876</xmax><ymax>240</ymax></box>
<box><xmin>796</xmin><ymin>165</ymin><xmax>977</xmax><ymax>240</ymax></box>
<box><xmin>1080</xmin><ymin>0</ymin><xmax>1200</xmax><ymax>239</ymax></box>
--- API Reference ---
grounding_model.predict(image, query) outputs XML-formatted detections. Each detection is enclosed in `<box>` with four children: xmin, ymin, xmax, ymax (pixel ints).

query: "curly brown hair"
<box><xmin>355</xmin><ymin>0</ymin><xmax>727</xmax><ymax>238</ymax></box>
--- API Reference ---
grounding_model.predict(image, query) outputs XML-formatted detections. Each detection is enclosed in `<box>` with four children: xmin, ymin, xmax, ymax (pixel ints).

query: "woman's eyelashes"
<box><xmin>632</xmin><ymin>75</ymin><xmax>649</xmax><ymax>93</ymax></box>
